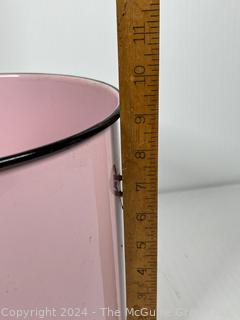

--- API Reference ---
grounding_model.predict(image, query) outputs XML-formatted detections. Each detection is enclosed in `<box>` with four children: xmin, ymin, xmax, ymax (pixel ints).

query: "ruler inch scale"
<box><xmin>117</xmin><ymin>1</ymin><xmax>159</xmax><ymax>319</ymax></box>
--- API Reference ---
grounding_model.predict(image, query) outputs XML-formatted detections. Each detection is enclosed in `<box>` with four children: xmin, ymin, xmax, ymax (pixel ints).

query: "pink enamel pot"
<box><xmin>0</xmin><ymin>73</ymin><xmax>124</xmax><ymax>319</ymax></box>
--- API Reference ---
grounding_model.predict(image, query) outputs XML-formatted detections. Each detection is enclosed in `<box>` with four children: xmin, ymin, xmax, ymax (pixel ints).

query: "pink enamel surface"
<box><xmin>0</xmin><ymin>74</ymin><xmax>119</xmax><ymax>157</ymax></box>
<box><xmin>0</xmin><ymin>74</ymin><xmax>123</xmax><ymax>319</ymax></box>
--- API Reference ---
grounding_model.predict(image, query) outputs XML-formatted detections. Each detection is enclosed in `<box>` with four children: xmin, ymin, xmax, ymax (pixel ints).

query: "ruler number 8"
<box><xmin>135</xmin><ymin>151</ymin><xmax>146</xmax><ymax>159</ymax></box>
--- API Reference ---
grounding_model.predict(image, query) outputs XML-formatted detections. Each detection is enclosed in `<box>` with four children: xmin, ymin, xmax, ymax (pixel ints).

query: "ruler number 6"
<box><xmin>136</xmin><ymin>213</ymin><xmax>147</xmax><ymax>221</ymax></box>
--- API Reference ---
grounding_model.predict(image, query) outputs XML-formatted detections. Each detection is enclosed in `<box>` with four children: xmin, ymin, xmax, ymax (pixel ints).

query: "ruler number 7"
<box><xmin>136</xmin><ymin>183</ymin><xmax>146</xmax><ymax>191</ymax></box>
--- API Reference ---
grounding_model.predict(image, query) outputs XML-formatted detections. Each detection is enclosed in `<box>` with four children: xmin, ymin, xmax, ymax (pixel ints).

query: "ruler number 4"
<box><xmin>137</xmin><ymin>268</ymin><xmax>147</xmax><ymax>276</ymax></box>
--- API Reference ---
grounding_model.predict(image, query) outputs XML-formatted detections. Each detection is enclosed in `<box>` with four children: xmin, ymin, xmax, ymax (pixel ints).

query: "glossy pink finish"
<box><xmin>0</xmin><ymin>74</ymin><xmax>118</xmax><ymax>157</ymax></box>
<box><xmin>0</xmin><ymin>74</ymin><xmax>123</xmax><ymax>319</ymax></box>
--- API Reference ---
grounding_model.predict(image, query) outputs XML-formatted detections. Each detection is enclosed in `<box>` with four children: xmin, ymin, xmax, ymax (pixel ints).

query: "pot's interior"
<box><xmin>0</xmin><ymin>74</ymin><xmax>119</xmax><ymax>158</ymax></box>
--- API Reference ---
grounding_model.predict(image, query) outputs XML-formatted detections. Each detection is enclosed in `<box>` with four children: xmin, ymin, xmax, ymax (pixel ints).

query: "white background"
<box><xmin>0</xmin><ymin>0</ymin><xmax>118</xmax><ymax>85</ymax></box>
<box><xmin>0</xmin><ymin>0</ymin><xmax>240</xmax><ymax>319</ymax></box>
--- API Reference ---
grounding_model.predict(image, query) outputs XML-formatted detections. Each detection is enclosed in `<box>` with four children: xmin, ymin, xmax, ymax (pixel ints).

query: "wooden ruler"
<box><xmin>116</xmin><ymin>0</ymin><xmax>159</xmax><ymax>319</ymax></box>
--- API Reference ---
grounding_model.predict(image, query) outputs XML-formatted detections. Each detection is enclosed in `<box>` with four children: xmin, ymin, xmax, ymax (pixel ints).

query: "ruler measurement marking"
<box><xmin>117</xmin><ymin>1</ymin><xmax>159</xmax><ymax>318</ymax></box>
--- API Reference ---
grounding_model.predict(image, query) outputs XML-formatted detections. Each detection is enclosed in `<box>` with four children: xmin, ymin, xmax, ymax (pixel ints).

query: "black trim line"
<box><xmin>0</xmin><ymin>73</ymin><xmax>120</xmax><ymax>169</ymax></box>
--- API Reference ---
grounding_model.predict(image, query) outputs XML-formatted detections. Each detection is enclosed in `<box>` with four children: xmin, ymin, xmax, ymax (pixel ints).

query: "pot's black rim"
<box><xmin>0</xmin><ymin>72</ymin><xmax>120</xmax><ymax>170</ymax></box>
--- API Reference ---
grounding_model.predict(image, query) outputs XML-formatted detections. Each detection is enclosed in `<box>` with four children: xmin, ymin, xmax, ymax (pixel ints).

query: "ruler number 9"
<box><xmin>135</xmin><ymin>114</ymin><xmax>146</xmax><ymax>124</ymax></box>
